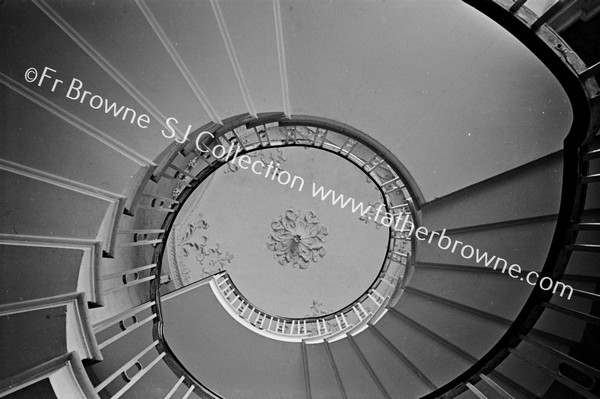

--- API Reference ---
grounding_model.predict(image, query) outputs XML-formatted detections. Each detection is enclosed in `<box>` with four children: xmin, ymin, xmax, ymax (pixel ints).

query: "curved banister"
<box><xmin>85</xmin><ymin>2</ymin><xmax>600</xmax><ymax>397</ymax></box>
<box><xmin>208</xmin><ymin>271</ymin><xmax>393</xmax><ymax>342</ymax></box>
<box><xmin>148</xmin><ymin>116</ymin><xmax>424</xmax><ymax>394</ymax></box>
<box><xmin>419</xmin><ymin>0</ymin><xmax>600</xmax><ymax>397</ymax></box>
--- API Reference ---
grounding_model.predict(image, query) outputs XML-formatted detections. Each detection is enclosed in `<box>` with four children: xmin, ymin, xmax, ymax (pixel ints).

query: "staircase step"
<box><xmin>0</xmin><ymin>167</ymin><xmax>117</xmax><ymax>255</ymax></box>
<box><xmin>420</xmin><ymin>151</ymin><xmax>562</xmax><ymax>231</ymax></box>
<box><xmin>494</xmin><ymin>350</ymin><xmax>553</xmax><ymax>398</ymax></box>
<box><xmin>579</xmin><ymin>61</ymin><xmax>600</xmax><ymax>80</ymax></box>
<box><xmin>0</xmin><ymin>84</ymin><xmax>146</xmax><ymax>196</ymax></box>
<box><xmin>563</xmin><ymin>250</ymin><xmax>600</xmax><ymax>277</ymax></box>
<box><xmin>0</xmin><ymin>293</ymin><xmax>102</xmax><ymax>382</ymax></box>
<box><xmin>543</xmin><ymin>302</ymin><xmax>600</xmax><ymax>326</ymax></box>
<box><xmin>0</xmin><ymin>352</ymin><xmax>99</xmax><ymax>399</ymax></box>
<box><xmin>326</xmin><ymin>339</ymin><xmax>387</xmax><ymax>399</ymax></box>
<box><xmin>571</xmin><ymin>288</ymin><xmax>600</xmax><ymax>302</ymax></box>
<box><xmin>365</xmin><ymin>325</ymin><xmax>437</xmax><ymax>395</ymax></box>
<box><xmin>406</xmin><ymin>268</ymin><xmax>532</xmax><ymax>321</ymax></box>
<box><xmin>568</xmin><ymin>243</ymin><xmax>600</xmax><ymax>252</ymax></box>
<box><xmin>582</xmin><ymin>173</ymin><xmax>600</xmax><ymax>183</ymax></box>
<box><xmin>416</xmin><ymin>221</ymin><xmax>556</xmax><ymax>275</ymax></box>
<box><xmin>305</xmin><ymin>343</ymin><xmax>345</xmax><ymax>399</ymax></box>
<box><xmin>375</xmin><ymin>310</ymin><xmax>473</xmax><ymax>388</ymax></box>
<box><xmin>0</xmin><ymin>238</ymin><xmax>103</xmax><ymax>307</ymax></box>
<box><xmin>393</xmin><ymin>290</ymin><xmax>506</xmax><ymax>360</ymax></box>
<box><xmin>158</xmin><ymin>283</ymin><xmax>306</xmax><ymax>399</ymax></box>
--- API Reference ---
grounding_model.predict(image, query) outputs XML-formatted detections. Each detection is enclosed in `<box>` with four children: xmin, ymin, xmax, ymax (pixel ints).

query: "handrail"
<box><xmin>148</xmin><ymin>115</ymin><xmax>425</xmax><ymax>394</ymax></box>
<box><xmin>120</xmin><ymin>2</ymin><xmax>600</xmax><ymax>396</ymax></box>
<box><xmin>419</xmin><ymin>0</ymin><xmax>600</xmax><ymax>397</ymax></box>
<box><xmin>153</xmin><ymin>120</ymin><xmax>421</xmax><ymax>310</ymax></box>
<box><xmin>209</xmin><ymin>271</ymin><xmax>392</xmax><ymax>343</ymax></box>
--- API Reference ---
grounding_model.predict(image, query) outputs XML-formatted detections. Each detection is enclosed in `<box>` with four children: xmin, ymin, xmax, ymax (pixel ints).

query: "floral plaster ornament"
<box><xmin>267</xmin><ymin>209</ymin><xmax>328</xmax><ymax>269</ymax></box>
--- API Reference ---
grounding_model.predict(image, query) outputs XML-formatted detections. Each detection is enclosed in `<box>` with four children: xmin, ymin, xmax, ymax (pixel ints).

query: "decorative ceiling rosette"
<box><xmin>267</xmin><ymin>208</ymin><xmax>328</xmax><ymax>269</ymax></box>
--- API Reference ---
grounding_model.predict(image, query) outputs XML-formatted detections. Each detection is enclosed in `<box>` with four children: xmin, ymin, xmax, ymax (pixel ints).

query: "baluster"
<box><xmin>368</xmin><ymin>289</ymin><xmax>385</xmax><ymax>305</ymax></box>
<box><xmin>262</xmin><ymin>125</ymin><xmax>272</xmax><ymax>146</ymax></box>
<box><xmin>381</xmin><ymin>176</ymin><xmax>399</xmax><ymax>187</ymax></box>
<box><xmin>580</xmin><ymin>62</ymin><xmax>600</xmax><ymax>80</ymax></box>
<box><xmin>321</xmin><ymin>318</ymin><xmax>329</xmax><ymax>334</ymax></box>
<box><xmin>531</xmin><ymin>0</ymin><xmax>570</xmax><ymax>30</ymax></box>
<box><xmin>466</xmin><ymin>382</ymin><xmax>488</xmax><ymax>399</ymax></box>
<box><xmin>181</xmin><ymin>385</ymin><xmax>196</xmax><ymax>399</ymax></box>
<box><xmin>390</xmin><ymin>251</ymin><xmax>409</xmax><ymax>263</ymax></box>
<box><xmin>479</xmin><ymin>374</ymin><xmax>515</xmax><ymax>399</ymax></box>
<box><xmin>95</xmin><ymin>341</ymin><xmax>164</xmax><ymax>397</ymax></box>
<box><xmin>338</xmin><ymin>137</ymin><xmax>351</xmax><ymax>153</ymax></box>
<box><xmin>103</xmin><ymin>271</ymin><xmax>156</xmax><ymax>297</ymax></box>
<box><xmin>118</xmin><ymin>230</ymin><xmax>164</xmax><ymax>248</ymax></box>
<box><xmin>390</xmin><ymin>202</ymin><xmax>408</xmax><ymax>210</ymax></box>
<box><xmin>342</xmin><ymin>139</ymin><xmax>358</xmax><ymax>157</ymax></box>
<box><xmin>103</xmin><ymin>264</ymin><xmax>157</xmax><ymax>290</ymax></box>
<box><xmin>319</xmin><ymin>130</ymin><xmax>328</xmax><ymax>148</ymax></box>
<box><xmin>335</xmin><ymin>314</ymin><xmax>343</xmax><ymax>330</ymax></box>
<box><xmin>341</xmin><ymin>313</ymin><xmax>349</xmax><ymax>328</ymax></box>
<box><xmin>352</xmin><ymin>306</ymin><xmax>362</xmax><ymax>321</ymax></box>
<box><xmin>164</xmin><ymin>376</ymin><xmax>185</xmax><ymax>399</ymax></box>
<box><xmin>311</xmin><ymin>128</ymin><xmax>321</xmax><ymax>146</ymax></box>
<box><xmin>236</xmin><ymin>300</ymin><xmax>248</xmax><ymax>316</ymax></box>
<box><xmin>139</xmin><ymin>193</ymin><xmax>179</xmax><ymax>213</ymax></box>
<box><xmin>260</xmin><ymin>313</ymin><xmax>267</xmax><ymax>329</ymax></box>
<box><xmin>358</xmin><ymin>302</ymin><xmax>368</xmax><ymax>316</ymax></box>
<box><xmin>253</xmin><ymin>126</ymin><xmax>265</xmax><ymax>146</ymax></box>
<box><xmin>509</xmin><ymin>0</ymin><xmax>527</xmax><ymax>13</ymax></box>
<box><xmin>94</xmin><ymin>302</ymin><xmax>156</xmax><ymax>335</ymax></box>
<box><xmin>383</xmin><ymin>183</ymin><xmax>402</xmax><ymax>194</ymax></box>
<box><xmin>365</xmin><ymin>157</ymin><xmax>385</xmax><ymax>173</ymax></box>
<box><xmin>165</xmin><ymin>164</ymin><xmax>197</xmax><ymax>181</ymax></box>
<box><xmin>245</xmin><ymin>306</ymin><xmax>254</xmax><ymax>320</ymax></box>
<box><xmin>217</xmin><ymin>277</ymin><xmax>229</xmax><ymax>288</ymax></box>
<box><xmin>508</xmin><ymin>347</ymin><xmax>596</xmax><ymax>399</ymax></box>
<box><xmin>97</xmin><ymin>312</ymin><xmax>156</xmax><ymax>350</ymax></box>
<box><xmin>229</xmin><ymin>294</ymin><xmax>241</xmax><ymax>306</ymax></box>
<box><xmin>230</xmin><ymin>127</ymin><xmax>247</xmax><ymax>151</ymax></box>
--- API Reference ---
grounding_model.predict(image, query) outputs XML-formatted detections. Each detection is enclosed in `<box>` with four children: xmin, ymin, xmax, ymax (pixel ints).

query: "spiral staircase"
<box><xmin>1</xmin><ymin>0</ymin><xmax>600</xmax><ymax>398</ymax></box>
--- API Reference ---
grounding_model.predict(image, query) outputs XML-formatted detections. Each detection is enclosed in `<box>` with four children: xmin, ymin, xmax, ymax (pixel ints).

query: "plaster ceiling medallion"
<box><xmin>267</xmin><ymin>208</ymin><xmax>328</xmax><ymax>269</ymax></box>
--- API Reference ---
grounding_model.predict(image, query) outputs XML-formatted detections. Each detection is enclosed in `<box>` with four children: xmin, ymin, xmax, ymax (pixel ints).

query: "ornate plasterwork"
<box><xmin>267</xmin><ymin>209</ymin><xmax>328</xmax><ymax>269</ymax></box>
<box><xmin>172</xmin><ymin>156</ymin><xmax>199</xmax><ymax>199</ymax></box>
<box><xmin>306</xmin><ymin>299</ymin><xmax>332</xmax><ymax>317</ymax></box>
<box><xmin>170</xmin><ymin>214</ymin><xmax>235</xmax><ymax>288</ymax></box>
<box><xmin>358</xmin><ymin>200</ymin><xmax>386</xmax><ymax>229</ymax></box>
<box><xmin>223</xmin><ymin>148</ymin><xmax>287</xmax><ymax>175</ymax></box>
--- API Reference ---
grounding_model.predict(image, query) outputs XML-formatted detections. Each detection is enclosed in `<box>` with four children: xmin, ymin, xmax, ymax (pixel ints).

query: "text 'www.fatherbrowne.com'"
<box><xmin>182</xmin><ymin>137</ymin><xmax>574</xmax><ymax>301</ymax></box>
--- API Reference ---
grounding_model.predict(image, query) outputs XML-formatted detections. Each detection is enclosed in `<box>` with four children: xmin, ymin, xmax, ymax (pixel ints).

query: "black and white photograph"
<box><xmin>1</xmin><ymin>0</ymin><xmax>599</xmax><ymax>398</ymax></box>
